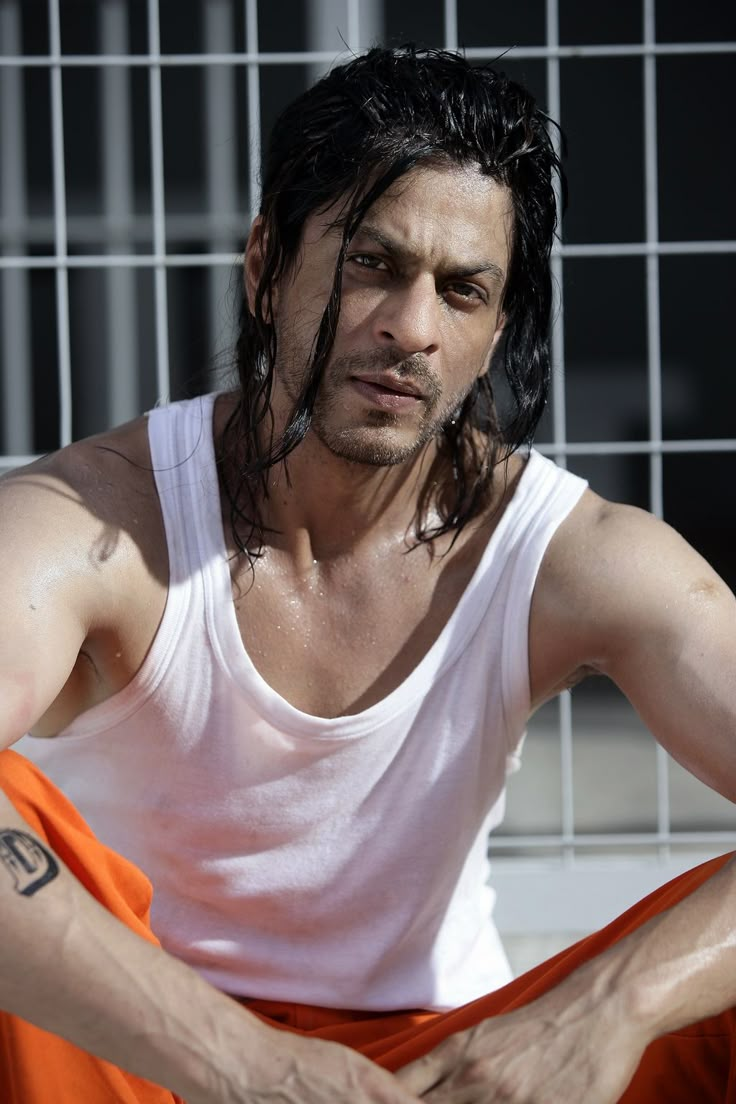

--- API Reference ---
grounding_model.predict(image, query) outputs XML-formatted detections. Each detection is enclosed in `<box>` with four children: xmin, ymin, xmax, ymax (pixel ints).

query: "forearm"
<box><xmin>397</xmin><ymin>855</ymin><xmax>736</xmax><ymax>1104</ymax></box>
<box><xmin>595</xmin><ymin>854</ymin><xmax>736</xmax><ymax>1040</ymax></box>
<box><xmin>534</xmin><ymin>853</ymin><xmax>736</xmax><ymax>1052</ymax></box>
<box><xmin>0</xmin><ymin>790</ymin><xmax>264</xmax><ymax>1102</ymax></box>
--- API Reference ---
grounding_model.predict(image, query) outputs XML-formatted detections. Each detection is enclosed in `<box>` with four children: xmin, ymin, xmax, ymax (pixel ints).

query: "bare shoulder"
<box><xmin>0</xmin><ymin>413</ymin><xmax>168</xmax><ymax>631</ymax></box>
<box><xmin>0</xmin><ymin>417</ymin><xmax>169</xmax><ymax>739</ymax></box>
<box><xmin>0</xmin><ymin>415</ymin><xmax>165</xmax><ymax>577</ymax></box>
<box><xmin>539</xmin><ymin>488</ymin><xmax>729</xmax><ymax>603</ymax></box>
<box><xmin>529</xmin><ymin>488</ymin><xmax>734</xmax><ymax>706</ymax></box>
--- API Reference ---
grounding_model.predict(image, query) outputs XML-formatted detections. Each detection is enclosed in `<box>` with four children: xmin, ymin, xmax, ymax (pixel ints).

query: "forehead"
<box><xmin>306</xmin><ymin>163</ymin><xmax>513</xmax><ymax>270</ymax></box>
<box><xmin>364</xmin><ymin>163</ymin><xmax>511</xmax><ymax>258</ymax></box>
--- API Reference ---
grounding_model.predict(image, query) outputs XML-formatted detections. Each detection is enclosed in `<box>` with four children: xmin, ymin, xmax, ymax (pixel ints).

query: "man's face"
<box><xmin>259</xmin><ymin>163</ymin><xmax>512</xmax><ymax>467</ymax></box>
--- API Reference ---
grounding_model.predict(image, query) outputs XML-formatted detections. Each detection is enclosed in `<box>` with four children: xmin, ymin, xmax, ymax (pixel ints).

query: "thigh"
<box><xmin>340</xmin><ymin>855</ymin><xmax>736</xmax><ymax>1100</ymax></box>
<box><xmin>0</xmin><ymin>750</ymin><xmax>183</xmax><ymax>1104</ymax></box>
<box><xmin>619</xmin><ymin>1023</ymin><xmax>735</xmax><ymax>1104</ymax></box>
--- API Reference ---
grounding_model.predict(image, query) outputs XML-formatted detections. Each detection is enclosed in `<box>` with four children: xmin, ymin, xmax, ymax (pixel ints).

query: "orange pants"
<box><xmin>0</xmin><ymin>747</ymin><xmax>733</xmax><ymax>1103</ymax></box>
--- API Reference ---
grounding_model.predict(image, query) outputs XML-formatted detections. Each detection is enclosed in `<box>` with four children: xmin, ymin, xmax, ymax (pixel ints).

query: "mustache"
<box><xmin>329</xmin><ymin>349</ymin><xmax>440</xmax><ymax>396</ymax></box>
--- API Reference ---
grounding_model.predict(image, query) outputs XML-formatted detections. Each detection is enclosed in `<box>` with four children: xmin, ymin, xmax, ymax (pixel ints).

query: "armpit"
<box><xmin>565</xmin><ymin>663</ymin><xmax>604</xmax><ymax>690</ymax></box>
<box><xmin>533</xmin><ymin>664</ymin><xmax>604</xmax><ymax>709</ymax></box>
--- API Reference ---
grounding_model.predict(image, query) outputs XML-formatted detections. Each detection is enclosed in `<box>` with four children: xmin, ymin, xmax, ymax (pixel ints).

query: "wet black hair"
<box><xmin>220</xmin><ymin>44</ymin><xmax>565</xmax><ymax>555</ymax></box>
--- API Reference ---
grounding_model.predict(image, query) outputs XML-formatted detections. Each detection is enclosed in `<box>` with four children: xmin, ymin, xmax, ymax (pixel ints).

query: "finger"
<box><xmin>395</xmin><ymin>1052</ymin><xmax>450</xmax><ymax>1097</ymax></box>
<box><xmin>422</xmin><ymin>1083</ymin><xmax>486</xmax><ymax>1104</ymax></box>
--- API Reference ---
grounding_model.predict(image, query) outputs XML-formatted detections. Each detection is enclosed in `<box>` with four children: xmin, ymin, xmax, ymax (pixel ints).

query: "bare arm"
<box><xmin>0</xmin><ymin>789</ymin><xmax>267</xmax><ymax>1100</ymax></box>
<box><xmin>0</xmin><ymin>462</ymin><xmax>416</xmax><ymax>1103</ymax></box>
<box><xmin>530</xmin><ymin>494</ymin><xmax>736</xmax><ymax>799</ymax></box>
<box><xmin>399</xmin><ymin>855</ymin><xmax>736</xmax><ymax>1103</ymax></box>
<box><xmin>399</xmin><ymin>495</ymin><xmax>736</xmax><ymax>1102</ymax></box>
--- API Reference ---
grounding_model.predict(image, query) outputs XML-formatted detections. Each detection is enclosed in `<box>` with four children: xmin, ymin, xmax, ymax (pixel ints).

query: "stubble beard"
<box><xmin>282</xmin><ymin>348</ymin><xmax>467</xmax><ymax>469</ymax></box>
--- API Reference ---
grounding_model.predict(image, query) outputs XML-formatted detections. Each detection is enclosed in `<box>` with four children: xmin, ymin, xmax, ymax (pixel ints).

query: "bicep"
<box><xmin>573</xmin><ymin>505</ymin><xmax>736</xmax><ymax>801</ymax></box>
<box><xmin>0</xmin><ymin>478</ymin><xmax>92</xmax><ymax>747</ymax></box>
<box><xmin>606</xmin><ymin>562</ymin><xmax>736</xmax><ymax>801</ymax></box>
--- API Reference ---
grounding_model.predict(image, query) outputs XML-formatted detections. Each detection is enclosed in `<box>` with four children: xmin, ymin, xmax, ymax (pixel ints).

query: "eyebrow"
<box><xmin>352</xmin><ymin>223</ymin><xmax>506</xmax><ymax>286</ymax></box>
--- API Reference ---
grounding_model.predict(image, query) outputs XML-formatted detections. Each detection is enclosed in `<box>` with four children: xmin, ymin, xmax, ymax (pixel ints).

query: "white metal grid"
<box><xmin>48</xmin><ymin>0</ymin><xmax>72</xmax><ymax>447</ymax></box>
<box><xmin>1</xmin><ymin>1</ymin><xmax>735</xmax><ymax>925</ymax></box>
<box><xmin>491</xmin><ymin>0</ymin><xmax>736</xmax><ymax>871</ymax></box>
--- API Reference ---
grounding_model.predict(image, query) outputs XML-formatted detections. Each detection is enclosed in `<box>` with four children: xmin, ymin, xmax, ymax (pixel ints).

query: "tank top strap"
<box><xmin>147</xmin><ymin>393</ymin><xmax>221</xmax><ymax>585</ymax></box>
<box><xmin>495</xmin><ymin>449</ymin><xmax>588</xmax><ymax>761</ymax></box>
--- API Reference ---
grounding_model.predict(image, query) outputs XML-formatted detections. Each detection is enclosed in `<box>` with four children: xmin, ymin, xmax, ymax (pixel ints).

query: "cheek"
<box><xmin>446</xmin><ymin>321</ymin><xmax>496</xmax><ymax>371</ymax></box>
<box><xmin>334</xmin><ymin>287</ymin><xmax>382</xmax><ymax>341</ymax></box>
<box><xmin>276</xmin><ymin>295</ymin><xmax>327</xmax><ymax>351</ymax></box>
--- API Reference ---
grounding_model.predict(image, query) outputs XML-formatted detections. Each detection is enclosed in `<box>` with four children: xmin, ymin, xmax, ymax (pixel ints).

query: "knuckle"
<box><xmin>488</xmin><ymin>1071</ymin><xmax>522</xmax><ymax>1102</ymax></box>
<box><xmin>464</xmin><ymin>1056</ymin><xmax>492</xmax><ymax>1082</ymax></box>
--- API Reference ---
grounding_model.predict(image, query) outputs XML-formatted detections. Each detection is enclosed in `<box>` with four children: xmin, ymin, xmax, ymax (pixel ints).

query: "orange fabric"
<box><xmin>0</xmin><ymin>750</ymin><xmax>183</xmax><ymax>1104</ymax></box>
<box><xmin>1</xmin><ymin>747</ymin><xmax>734</xmax><ymax>1102</ymax></box>
<box><xmin>240</xmin><ymin>855</ymin><xmax>736</xmax><ymax>1102</ymax></box>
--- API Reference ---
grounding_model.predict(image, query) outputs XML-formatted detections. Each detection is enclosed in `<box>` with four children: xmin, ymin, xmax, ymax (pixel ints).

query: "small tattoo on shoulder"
<box><xmin>0</xmin><ymin>829</ymin><xmax>60</xmax><ymax>896</ymax></box>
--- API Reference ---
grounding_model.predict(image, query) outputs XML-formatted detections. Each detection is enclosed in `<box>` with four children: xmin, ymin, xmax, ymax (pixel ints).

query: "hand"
<box><xmin>190</xmin><ymin>1019</ymin><xmax>422</xmax><ymax>1104</ymax></box>
<box><xmin>395</xmin><ymin>981</ymin><xmax>647</xmax><ymax>1104</ymax></box>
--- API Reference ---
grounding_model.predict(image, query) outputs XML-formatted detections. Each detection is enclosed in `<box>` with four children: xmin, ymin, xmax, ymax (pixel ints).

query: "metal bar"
<box><xmin>644</xmin><ymin>0</ymin><xmax>663</xmax><ymax>519</ymax></box>
<box><xmin>306</xmin><ymin>0</ymin><xmax>342</xmax><ymax>83</ymax></box>
<box><xmin>545</xmin><ymin>0</ymin><xmax>575</xmax><ymax>866</ymax></box>
<box><xmin>491</xmin><ymin>832</ymin><xmax>736</xmax><ymax>849</ymax></box>
<box><xmin>0</xmin><ymin>272</ymin><xmax>31</xmax><ymax>449</ymax></box>
<box><xmin>5</xmin><ymin>434</ymin><xmax>736</xmax><ymax>467</ymax></box>
<box><xmin>465</xmin><ymin>42</ymin><xmax>736</xmax><ymax>59</ymax></box>
<box><xmin>546</xmin><ymin>0</ymin><xmax>567</xmax><ymax>466</ymax></box>
<box><xmin>0</xmin><ymin>0</ymin><xmax>33</xmax><ymax>455</ymax></box>
<box><xmin>346</xmin><ymin>0</ymin><xmax>360</xmax><ymax>51</ymax></box>
<box><xmin>537</xmin><ymin>439</ymin><xmax>736</xmax><ymax>456</ymax></box>
<box><xmin>559</xmin><ymin>691</ymin><xmax>576</xmax><ymax>849</ymax></box>
<box><xmin>48</xmin><ymin>0</ymin><xmax>72</xmax><ymax>447</ymax></box>
<box><xmin>356</xmin><ymin>1</ymin><xmax>382</xmax><ymax>55</ymax></box>
<box><xmin>558</xmin><ymin>240</ymin><xmax>736</xmax><ymax>257</ymax></box>
<box><xmin>0</xmin><ymin>213</ymin><xmax>246</xmax><ymax>244</ymax></box>
<box><xmin>0</xmin><ymin>253</ymin><xmax>241</xmax><ymax>269</ymax></box>
<box><xmin>4</xmin><ymin>238</ymin><xmax>736</xmax><ymax>262</ymax></box>
<box><xmin>444</xmin><ymin>0</ymin><xmax>458</xmax><ymax>51</ymax></box>
<box><xmin>2</xmin><ymin>43</ymin><xmax>736</xmax><ymax>67</ymax></box>
<box><xmin>245</xmin><ymin>0</ymin><xmax>261</xmax><ymax>221</ymax></box>
<box><xmin>204</xmin><ymin>0</ymin><xmax>237</xmax><ymax>375</ymax></box>
<box><xmin>0</xmin><ymin>455</ymin><xmax>46</xmax><ymax>468</ymax></box>
<box><xmin>643</xmin><ymin>0</ymin><xmax>671</xmax><ymax>859</ymax></box>
<box><xmin>147</xmin><ymin>0</ymin><xmax>170</xmax><ymax>402</ymax></box>
<box><xmin>101</xmin><ymin>0</ymin><xmax>138</xmax><ymax>427</ymax></box>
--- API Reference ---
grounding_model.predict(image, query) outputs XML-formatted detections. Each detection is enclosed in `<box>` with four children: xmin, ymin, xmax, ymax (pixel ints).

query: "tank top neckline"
<box><xmin>187</xmin><ymin>393</ymin><xmax>541</xmax><ymax>739</ymax></box>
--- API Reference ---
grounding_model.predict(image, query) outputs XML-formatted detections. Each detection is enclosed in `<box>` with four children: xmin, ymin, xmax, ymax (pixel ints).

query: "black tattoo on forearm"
<box><xmin>0</xmin><ymin>829</ymin><xmax>59</xmax><ymax>896</ymax></box>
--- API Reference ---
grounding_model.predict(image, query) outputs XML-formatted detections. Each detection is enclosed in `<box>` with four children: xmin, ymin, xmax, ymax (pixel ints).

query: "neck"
<box><xmin>216</xmin><ymin>392</ymin><xmax>455</xmax><ymax>568</ymax></box>
<box><xmin>261</xmin><ymin>432</ymin><xmax>445</xmax><ymax>568</ymax></box>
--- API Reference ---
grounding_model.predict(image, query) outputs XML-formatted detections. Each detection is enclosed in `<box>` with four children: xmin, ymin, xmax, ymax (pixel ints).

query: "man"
<box><xmin>0</xmin><ymin>45</ymin><xmax>734</xmax><ymax>1103</ymax></box>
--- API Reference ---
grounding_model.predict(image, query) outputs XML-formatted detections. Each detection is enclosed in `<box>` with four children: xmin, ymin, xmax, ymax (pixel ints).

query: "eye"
<box><xmin>445</xmin><ymin>282</ymin><xmax>486</xmax><ymax>305</ymax></box>
<box><xmin>347</xmin><ymin>253</ymin><xmax>389</xmax><ymax>271</ymax></box>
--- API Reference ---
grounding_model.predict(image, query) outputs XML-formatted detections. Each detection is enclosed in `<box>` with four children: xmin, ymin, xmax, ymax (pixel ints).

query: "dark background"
<box><xmin>1</xmin><ymin>0</ymin><xmax>735</xmax><ymax>589</ymax></box>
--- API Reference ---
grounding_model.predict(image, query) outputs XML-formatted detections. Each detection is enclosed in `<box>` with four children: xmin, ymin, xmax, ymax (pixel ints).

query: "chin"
<box><xmin>317</xmin><ymin>425</ymin><xmax>429</xmax><ymax>468</ymax></box>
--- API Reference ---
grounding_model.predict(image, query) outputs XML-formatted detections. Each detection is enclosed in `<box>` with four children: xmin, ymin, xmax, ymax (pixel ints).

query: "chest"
<box><xmin>234</xmin><ymin>540</ymin><xmax>486</xmax><ymax>718</ymax></box>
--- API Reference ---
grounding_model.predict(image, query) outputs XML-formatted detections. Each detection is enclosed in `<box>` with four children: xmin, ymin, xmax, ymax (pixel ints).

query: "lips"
<box><xmin>351</xmin><ymin>373</ymin><xmax>424</xmax><ymax>399</ymax></box>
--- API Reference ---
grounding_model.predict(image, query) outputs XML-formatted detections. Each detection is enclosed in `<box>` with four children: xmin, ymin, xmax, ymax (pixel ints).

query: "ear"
<box><xmin>479</xmin><ymin>311</ymin><xmax>507</xmax><ymax>378</ymax></box>
<box><xmin>490</xmin><ymin>310</ymin><xmax>506</xmax><ymax>356</ymax></box>
<box><xmin>244</xmin><ymin>216</ymin><xmax>277</xmax><ymax>319</ymax></box>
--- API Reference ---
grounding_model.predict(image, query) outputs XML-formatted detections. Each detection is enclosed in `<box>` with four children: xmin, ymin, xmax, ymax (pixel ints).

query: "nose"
<box><xmin>372</xmin><ymin>276</ymin><xmax>440</xmax><ymax>357</ymax></box>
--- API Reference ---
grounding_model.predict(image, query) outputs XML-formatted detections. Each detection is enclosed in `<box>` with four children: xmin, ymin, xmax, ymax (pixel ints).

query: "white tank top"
<box><xmin>20</xmin><ymin>394</ymin><xmax>587</xmax><ymax>1011</ymax></box>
